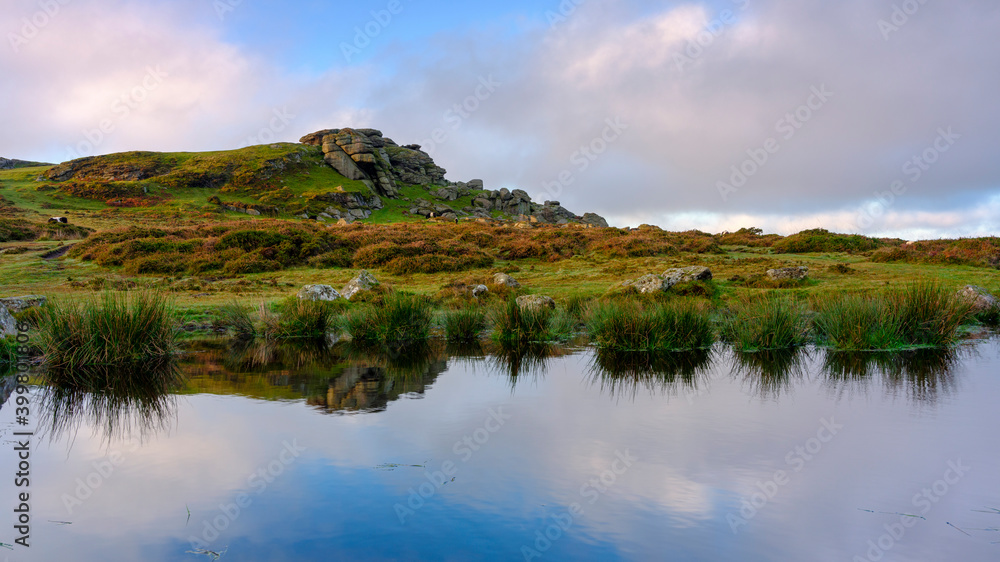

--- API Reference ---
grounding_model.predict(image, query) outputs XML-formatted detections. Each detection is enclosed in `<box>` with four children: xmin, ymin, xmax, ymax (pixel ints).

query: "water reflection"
<box><xmin>180</xmin><ymin>339</ymin><xmax>454</xmax><ymax>415</ymax></box>
<box><xmin>588</xmin><ymin>348</ymin><xmax>713</xmax><ymax>400</ymax></box>
<box><xmin>36</xmin><ymin>362</ymin><xmax>182</xmax><ymax>444</ymax></box>
<box><xmin>823</xmin><ymin>347</ymin><xmax>964</xmax><ymax>404</ymax></box>
<box><xmin>485</xmin><ymin>342</ymin><xmax>565</xmax><ymax>384</ymax></box>
<box><xmin>731</xmin><ymin>348</ymin><xmax>810</xmax><ymax>400</ymax></box>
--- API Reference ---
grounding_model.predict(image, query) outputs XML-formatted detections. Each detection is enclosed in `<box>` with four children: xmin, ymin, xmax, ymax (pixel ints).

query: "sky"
<box><xmin>1</xmin><ymin>0</ymin><xmax>998</xmax><ymax>238</ymax></box>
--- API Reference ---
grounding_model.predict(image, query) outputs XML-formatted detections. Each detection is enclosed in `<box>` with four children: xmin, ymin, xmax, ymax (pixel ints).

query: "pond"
<box><xmin>2</xmin><ymin>336</ymin><xmax>999</xmax><ymax>561</ymax></box>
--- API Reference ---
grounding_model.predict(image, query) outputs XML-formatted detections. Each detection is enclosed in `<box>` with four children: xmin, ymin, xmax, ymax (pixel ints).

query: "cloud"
<box><xmin>362</xmin><ymin>0</ymin><xmax>1000</xmax><ymax>234</ymax></box>
<box><xmin>2</xmin><ymin>0</ymin><xmax>997</xmax><ymax>236</ymax></box>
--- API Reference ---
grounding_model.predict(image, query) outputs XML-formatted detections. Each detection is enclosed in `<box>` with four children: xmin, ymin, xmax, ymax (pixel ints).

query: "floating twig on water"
<box><xmin>946</xmin><ymin>522</ymin><xmax>972</xmax><ymax>536</ymax></box>
<box><xmin>857</xmin><ymin>508</ymin><xmax>926</xmax><ymax>520</ymax></box>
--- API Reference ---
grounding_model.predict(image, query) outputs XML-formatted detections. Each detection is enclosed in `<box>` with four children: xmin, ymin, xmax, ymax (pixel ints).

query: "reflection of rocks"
<box><xmin>306</xmin><ymin>359</ymin><xmax>448</xmax><ymax>414</ymax></box>
<box><xmin>178</xmin><ymin>339</ymin><xmax>452</xmax><ymax>414</ymax></box>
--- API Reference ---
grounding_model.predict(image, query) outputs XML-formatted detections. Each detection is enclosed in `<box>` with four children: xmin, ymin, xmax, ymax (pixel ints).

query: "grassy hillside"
<box><xmin>1</xmin><ymin>145</ymin><xmax>999</xmax><ymax>319</ymax></box>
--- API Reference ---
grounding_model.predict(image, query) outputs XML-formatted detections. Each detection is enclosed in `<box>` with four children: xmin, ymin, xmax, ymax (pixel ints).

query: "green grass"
<box><xmin>216</xmin><ymin>297</ymin><xmax>344</xmax><ymax>341</ymax></box>
<box><xmin>0</xmin><ymin>337</ymin><xmax>15</xmax><ymax>366</ymax></box>
<box><xmin>720</xmin><ymin>296</ymin><xmax>808</xmax><ymax>351</ymax></box>
<box><xmin>489</xmin><ymin>298</ymin><xmax>556</xmax><ymax>344</ymax></box>
<box><xmin>441</xmin><ymin>307</ymin><xmax>486</xmax><ymax>342</ymax></box>
<box><xmin>587</xmin><ymin>301</ymin><xmax>714</xmax><ymax>351</ymax></box>
<box><xmin>37</xmin><ymin>291</ymin><xmax>178</xmax><ymax>370</ymax></box>
<box><xmin>345</xmin><ymin>292</ymin><xmax>433</xmax><ymax>344</ymax></box>
<box><xmin>813</xmin><ymin>282</ymin><xmax>970</xmax><ymax>351</ymax></box>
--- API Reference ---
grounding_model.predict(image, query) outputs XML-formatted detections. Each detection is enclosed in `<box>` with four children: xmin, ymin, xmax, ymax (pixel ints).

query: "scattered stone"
<box><xmin>622</xmin><ymin>274</ymin><xmax>674</xmax><ymax>294</ymax></box>
<box><xmin>956</xmin><ymin>285</ymin><xmax>998</xmax><ymax>312</ymax></box>
<box><xmin>0</xmin><ymin>295</ymin><xmax>47</xmax><ymax>314</ymax></box>
<box><xmin>516</xmin><ymin>295</ymin><xmax>556</xmax><ymax>311</ymax></box>
<box><xmin>342</xmin><ymin>270</ymin><xmax>379</xmax><ymax>301</ymax></box>
<box><xmin>493</xmin><ymin>273</ymin><xmax>521</xmax><ymax>288</ymax></box>
<box><xmin>766</xmin><ymin>267</ymin><xmax>809</xmax><ymax>281</ymax></box>
<box><xmin>663</xmin><ymin>266</ymin><xmax>713</xmax><ymax>285</ymax></box>
<box><xmin>472</xmin><ymin>284</ymin><xmax>489</xmax><ymax>298</ymax></box>
<box><xmin>297</xmin><ymin>285</ymin><xmax>343</xmax><ymax>302</ymax></box>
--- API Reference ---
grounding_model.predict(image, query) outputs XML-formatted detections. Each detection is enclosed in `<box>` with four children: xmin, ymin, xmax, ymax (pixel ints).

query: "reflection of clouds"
<box><xmin>8</xmin><ymin>339</ymin><xmax>1000</xmax><ymax>561</ymax></box>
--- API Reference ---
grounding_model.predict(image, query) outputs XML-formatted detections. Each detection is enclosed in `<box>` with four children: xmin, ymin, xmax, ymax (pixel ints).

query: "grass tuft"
<box><xmin>489</xmin><ymin>299</ymin><xmax>554</xmax><ymax>344</ymax></box>
<box><xmin>587</xmin><ymin>301</ymin><xmax>714</xmax><ymax>351</ymax></box>
<box><xmin>346</xmin><ymin>292</ymin><xmax>433</xmax><ymax>344</ymax></box>
<box><xmin>441</xmin><ymin>308</ymin><xmax>486</xmax><ymax>343</ymax></box>
<box><xmin>814</xmin><ymin>282</ymin><xmax>970</xmax><ymax>350</ymax></box>
<box><xmin>37</xmin><ymin>292</ymin><xmax>178</xmax><ymax>370</ymax></box>
<box><xmin>721</xmin><ymin>297</ymin><xmax>808</xmax><ymax>351</ymax></box>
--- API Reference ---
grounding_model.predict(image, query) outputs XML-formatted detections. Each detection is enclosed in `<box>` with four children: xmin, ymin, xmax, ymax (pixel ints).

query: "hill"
<box><xmin>2</xmin><ymin>127</ymin><xmax>608</xmax><ymax>229</ymax></box>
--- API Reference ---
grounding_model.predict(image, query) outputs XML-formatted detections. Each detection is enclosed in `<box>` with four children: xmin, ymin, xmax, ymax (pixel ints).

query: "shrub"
<box><xmin>771</xmin><ymin>229</ymin><xmax>885</xmax><ymax>253</ymax></box>
<box><xmin>721</xmin><ymin>297</ymin><xmax>808</xmax><ymax>351</ymax></box>
<box><xmin>384</xmin><ymin>254</ymin><xmax>493</xmax><ymax>275</ymax></box>
<box><xmin>587</xmin><ymin>301</ymin><xmax>714</xmax><ymax>351</ymax></box>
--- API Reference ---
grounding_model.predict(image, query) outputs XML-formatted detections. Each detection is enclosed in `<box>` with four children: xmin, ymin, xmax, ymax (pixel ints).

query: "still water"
<box><xmin>2</xmin><ymin>336</ymin><xmax>999</xmax><ymax>561</ymax></box>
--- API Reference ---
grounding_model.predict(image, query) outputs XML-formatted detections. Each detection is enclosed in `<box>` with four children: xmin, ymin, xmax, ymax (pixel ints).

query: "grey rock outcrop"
<box><xmin>766</xmin><ymin>267</ymin><xmax>809</xmax><ymax>281</ymax></box>
<box><xmin>342</xmin><ymin>270</ymin><xmax>380</xmax><ymax>301</ymax></box>
<box><xmin>956</xmin><ymin>285</ymin><xmax>998</xmax><ymax>312</ymax></box>
<box><xmin>582</xmin><ymin>213</ymin><xmax>609</xmax><ymax>228</ymax></box>
<box><xmin>516</xmin><ymin>295</ymin><xmax>556</xmax><ymax>311</ymax></box>
<box><xmin>301</xmin><ymin>128</ymin><xmax>447</xmax><ymax>197</ymax></box>
<box><xmin>297</xmin><ymin>285</ymin><xmax>343</xmax><ymax>302</ymax></box>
